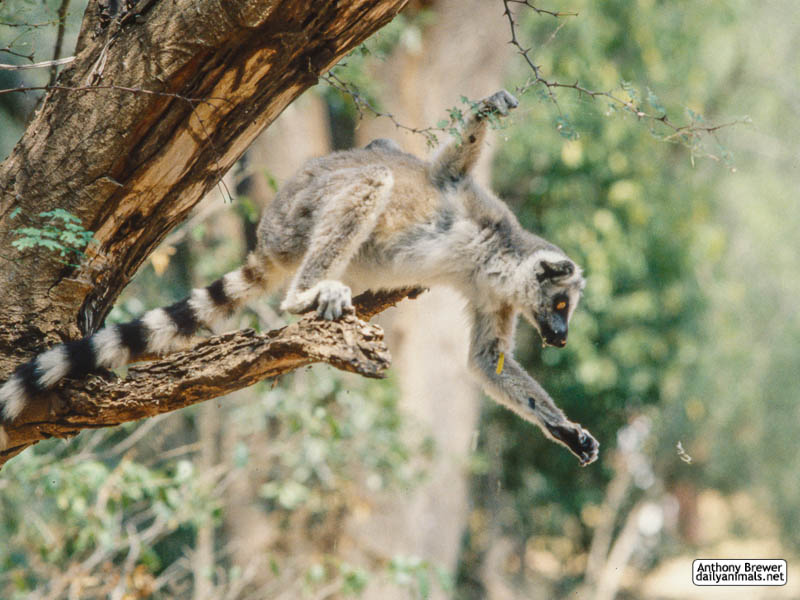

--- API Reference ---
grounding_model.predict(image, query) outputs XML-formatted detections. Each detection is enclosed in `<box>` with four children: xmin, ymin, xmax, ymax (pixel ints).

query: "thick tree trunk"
<box><xmin>0</xmin><ymin>0</ymin><xmax>409</xmax><ymax>465</ymax></box>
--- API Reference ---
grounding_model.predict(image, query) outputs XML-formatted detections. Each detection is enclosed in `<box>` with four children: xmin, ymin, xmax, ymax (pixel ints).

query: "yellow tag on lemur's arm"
<box><xmin>496</xmin><ymin>352</ymin><xmax>505</xmax><ymax>374</ymax></box>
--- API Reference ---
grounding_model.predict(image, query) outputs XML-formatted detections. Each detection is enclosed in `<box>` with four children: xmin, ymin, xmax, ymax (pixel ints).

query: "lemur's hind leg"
<box><xmin>281</xmin><ymin>166</ymin><xmax>394</xmax><ymax>320</ymax></box>
<box><xmin>431</xmin><ymin>89</ymin><xmax>519</xmax><ymax>184</ymax></box>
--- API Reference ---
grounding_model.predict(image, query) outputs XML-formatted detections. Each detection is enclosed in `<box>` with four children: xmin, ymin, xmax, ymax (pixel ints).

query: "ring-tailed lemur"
<box><xmin>0</xmin><ymin>90</ymin><xmax>599</xmax><ymax>465</ymax></box>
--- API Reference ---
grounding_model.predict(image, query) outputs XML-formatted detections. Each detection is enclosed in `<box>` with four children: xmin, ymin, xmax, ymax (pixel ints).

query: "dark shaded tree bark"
<box><xmin>0</xmin><ymin>0</ymin><xmax>410</xmax><ymax>467</ymax></box>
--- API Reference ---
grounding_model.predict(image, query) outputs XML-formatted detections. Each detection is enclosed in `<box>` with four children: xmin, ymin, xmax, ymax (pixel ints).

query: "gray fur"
<box><xmin>365</xmin><ymin>138</ymin><xmax>403</xmax><ymax>153</ymax></box>
<box><xmin>0</xmin><ymin>90</ymin><xmax>599</xmax><ymax>464</ymax></box>
<box><xmin>258</xmin><ymin>89</ymin><xmax>597</xmax><ymax>464</ymax></box>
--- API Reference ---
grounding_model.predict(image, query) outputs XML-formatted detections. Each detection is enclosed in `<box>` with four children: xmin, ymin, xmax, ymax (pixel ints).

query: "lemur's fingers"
<box><xmin>481</xmin><ymin>89</ymin><xmax>519</xmax><ymax>117</ymax></box>
<box><xmin>315</xmin><ymin>281</ymin><xmax>353</xmax><ymax>321</ymax></box>
<box><xmin>281</xmin><ymin>280</ymin><xmax>353</xmax><ymax>321</ymax></box>
<box><xmin>544</xmin><ymin>421</ymin><xmax>600</xmax><ymax>466</ymax></box>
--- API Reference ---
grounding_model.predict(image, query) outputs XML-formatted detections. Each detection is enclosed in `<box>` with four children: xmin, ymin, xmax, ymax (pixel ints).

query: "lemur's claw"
<box><xmin>575</xmin><ymin>429</ymin><xmax>600</xmax><ymax>466</ymax></box>
<box><xmin>482</xmin><ymin>89</ymin><xmax>519</xmax><ymax>116</ymax></box>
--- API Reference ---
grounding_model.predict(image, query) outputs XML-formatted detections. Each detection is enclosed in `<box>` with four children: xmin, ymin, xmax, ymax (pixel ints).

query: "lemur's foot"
<box><xmin>480</xmin><ymin>89</ymin><xmax>519</xmax><ymax>117</ymax></box>
<box><xmin>545</xmin><ymin>422</ymin><xmax>600</xmax><ymax>466</ymax></box>
<box><xmin>281</xmin><ymin>280</ymin><xmax>354</xmax><ymax>321</ymax></box>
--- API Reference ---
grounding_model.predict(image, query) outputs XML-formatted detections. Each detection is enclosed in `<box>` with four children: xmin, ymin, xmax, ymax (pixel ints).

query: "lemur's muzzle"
<box><xmin>537</xmin><ymin>317</ymin><xmax>568</xmax><ymax>347</ymax></box>
<box><xmin>543</xmin><ymin>331</ymin><xmax>567</xmax><ymax>347</ymax></box>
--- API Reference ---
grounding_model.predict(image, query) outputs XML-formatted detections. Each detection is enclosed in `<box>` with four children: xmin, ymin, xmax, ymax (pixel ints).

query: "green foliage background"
<box><xmin>458</xmin><ymin>0</ymin><xmax>800</xmax><ymax>596</ymax></box>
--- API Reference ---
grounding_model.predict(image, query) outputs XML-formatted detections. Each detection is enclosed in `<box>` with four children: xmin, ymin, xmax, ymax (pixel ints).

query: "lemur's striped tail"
<box><xmin>0</xmin><ymin>253</ymin><xmax>268</xmax><ymax>449</ymax></box>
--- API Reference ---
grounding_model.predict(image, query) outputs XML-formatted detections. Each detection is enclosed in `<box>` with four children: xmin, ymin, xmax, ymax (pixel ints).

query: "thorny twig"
<box><xmin>0</xmin><ymin>46</ymin><xmax>34</xmax><ymax>61</ymax></box>
<box><xmin>320</xmin><ymin>0</ymin><xmax>742</xmax><ymax>160</ymax></box>
<box><xmin>320</xmin><ymin>71</ymin><xmax>450</xmax><ymax>146</ymax></box>
<box><xmin>0</xmin><ymin>20</ymin><xmax>59</xmax><ymax>28</ymax></box>
<box><xmin>501</xmin><ymin>0</ymin><xmax>745</xmax><ymax>152</ymax></box>
<box><xmin>505</xmin><ymin>0</ymin><xmax>579</xmax><ymax>18</ymax></box>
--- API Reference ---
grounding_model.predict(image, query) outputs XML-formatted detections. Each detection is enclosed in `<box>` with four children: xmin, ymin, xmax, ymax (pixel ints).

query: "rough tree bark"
<box><xmin>0</xmin><ymin>0</ymin><xmax>410</xmax><ymax>467</ymax></box>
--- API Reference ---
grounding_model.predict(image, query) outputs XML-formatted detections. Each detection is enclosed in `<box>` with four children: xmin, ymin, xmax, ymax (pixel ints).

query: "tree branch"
<box><xmin>48</xmin><ymin>0</ymin><xmax>72</xmax><ymax>86</ymax></box>
<box><xmin>0</xmin><ymin>56</ymin><xmax>75</xmax><ymax>71</ymax></box>
<box><xmin>501</xmin><ymin>0</ymin><xmax>743</xmax><ymax>151</ymax></box>
<box><xmin>0</xmin><ymin>287</ymin><xmax>425</xmax><ymax>467</ymax></box>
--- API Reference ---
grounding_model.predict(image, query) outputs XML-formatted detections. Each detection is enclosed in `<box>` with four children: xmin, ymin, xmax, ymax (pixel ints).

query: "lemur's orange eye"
<box><xmin>556</xmin><ymin>301</ymin><xmax>567</xmax><ymax>311</ymax></box>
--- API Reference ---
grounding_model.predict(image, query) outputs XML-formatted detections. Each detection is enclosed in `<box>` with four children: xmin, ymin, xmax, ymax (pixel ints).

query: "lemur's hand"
<box><xmin>281</xmin><ymin>280</ymin><xmax>354</xmax><ymax>321</ymax></box>
<box><xmin>479</xmin><ymin>89</ymin><xmax>519</xmax><ymax>117</ymax></box>
<box><xmin>545</xmin><ymin>421</ymin><xmax>600</xmax><ymax>466</ymax></box>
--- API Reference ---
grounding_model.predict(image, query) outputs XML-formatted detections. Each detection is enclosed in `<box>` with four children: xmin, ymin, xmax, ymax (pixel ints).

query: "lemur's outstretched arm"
<box><xmin>431</xmin><ymin>90</ymin><xmax>519</xmax><ymax>183</ymax></box>
<box><xmin>469</xmin><ymin>305</ymin><xmax>599</xmax><ymax>466</ymax></box>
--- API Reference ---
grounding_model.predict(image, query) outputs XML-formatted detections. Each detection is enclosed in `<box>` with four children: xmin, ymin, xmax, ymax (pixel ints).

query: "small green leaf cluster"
<box><xmin>299</xmin><ymin>553</ymin><xmax>452</xmax><ymax>599</ymax></box>
<box><xmin>11</xmin><ymin>208</ymin><xmax>96</xmax><ymax>265</ymax></box>
<box><xmin>388</xmin><ymin>555</ymin><xmax>454</xmax><ymax>600</ymax></box>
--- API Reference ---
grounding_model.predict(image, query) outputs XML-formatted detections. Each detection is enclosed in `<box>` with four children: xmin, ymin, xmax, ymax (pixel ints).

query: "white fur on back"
<box><xmin>36</xmin><ymin>346</ymin><xmax>70</xmax><ymax>388</ymax></box>
<box><xmin>93</xmin><ymin>326</ymin><xmax>130</xmax><ymax>369</ymax></box>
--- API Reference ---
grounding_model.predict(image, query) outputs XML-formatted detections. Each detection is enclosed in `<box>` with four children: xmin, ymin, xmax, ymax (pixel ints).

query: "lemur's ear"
<box><xmin>536</xmin><ymin>259</ymin><xmax>574</xmax><ymax>283</ymax></box>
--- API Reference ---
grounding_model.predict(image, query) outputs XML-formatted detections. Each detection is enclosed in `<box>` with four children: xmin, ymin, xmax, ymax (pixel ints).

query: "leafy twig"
<box><xmin>320</xmin><ymin>72</ymin><xmax>511</xmax><ymax>148</ymax></box>
<box><xmin>501</xmin><ymin>0</ymin><xmax>744</xmax><ymax>153</ymax></box>
<box><xmin>10</xmin><ymin>208</ymin><xmax>95</xmax><ymax>266</ymax></box>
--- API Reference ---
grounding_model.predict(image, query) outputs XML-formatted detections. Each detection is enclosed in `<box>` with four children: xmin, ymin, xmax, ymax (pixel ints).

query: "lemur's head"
<box><xmin>519</xmin><ymin>249</ymin><xmax>585</xmax><ymax>347</ymax></box>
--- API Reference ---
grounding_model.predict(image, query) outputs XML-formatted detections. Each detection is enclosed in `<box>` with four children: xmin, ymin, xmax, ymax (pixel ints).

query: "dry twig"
<box><xmin>501</xmin><ymin>0</ymin><xmax>744</xmax><ymax>147</ymax></box>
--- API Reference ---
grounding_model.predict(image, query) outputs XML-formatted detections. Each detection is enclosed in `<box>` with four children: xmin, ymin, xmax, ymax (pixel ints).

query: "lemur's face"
<box><xmin>521</xmin><ymin>253</ymin><xmax>584</xmax><ymax>347</ymax></box>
